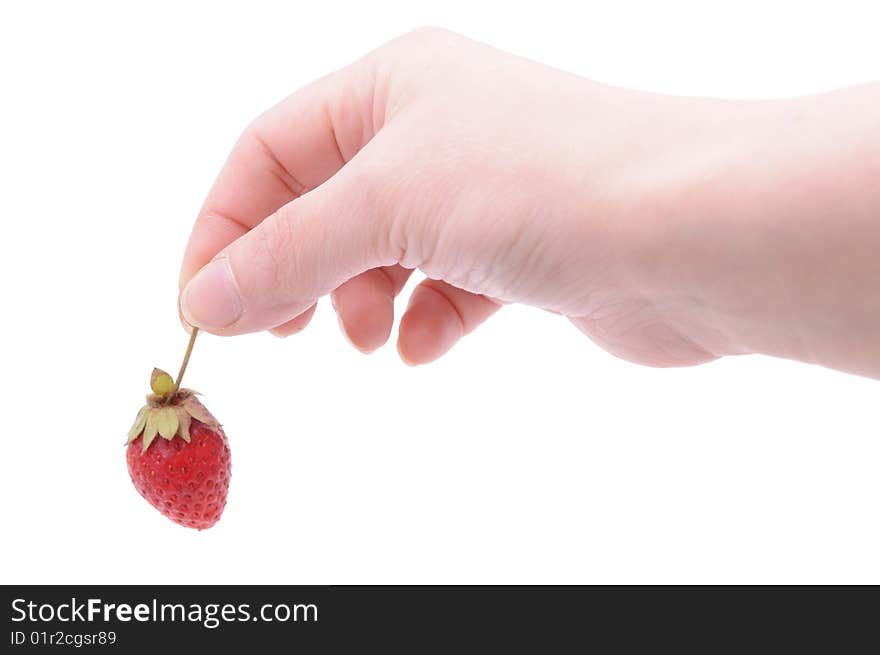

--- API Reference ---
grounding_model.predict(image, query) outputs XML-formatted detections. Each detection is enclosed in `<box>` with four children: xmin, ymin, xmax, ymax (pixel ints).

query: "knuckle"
<box><xmin>247</xmin><ymin>209</ymin><xmax>300</xmax><ymax>296</ymax></box>
<box><xmin>406</xmin><ymin>26</ymin><xmax>453</xmax><ymax>43</ymax></box>
<box><xmin>375</xmin><ymin>27</ymin><xmax>457</xmax><ymax>66</ymax></box>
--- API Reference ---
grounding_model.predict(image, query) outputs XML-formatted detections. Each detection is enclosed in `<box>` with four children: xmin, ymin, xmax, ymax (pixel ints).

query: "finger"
<box><xmin>397</xmin><ymin>280</ymin><xmax>501</xmax><ymax>365</ymax></box>
<box><xmin>268</xmin><ymin>303</ymin><xmax>318</xmax><ymax>338</ymax></box>
<box><xmin>179</xmin><ymin>57</ymin><xmax>379</xmax><ymax>290</ymax></box>
<box><xmin>331</xmin><ymin>266</ymin><xmax>413</xmax><ymax>353</ymax></box>
<box><xmin>180</xmin><ymin>142</ymin><xmax>397</xmax><ymax>335</ymax></box>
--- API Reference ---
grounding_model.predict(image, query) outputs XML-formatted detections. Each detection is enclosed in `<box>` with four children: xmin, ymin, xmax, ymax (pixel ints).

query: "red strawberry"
<box><xmin>125</xmin><ymin>330</ymin><xmax>231</xmax><ymax>529</ymax></box>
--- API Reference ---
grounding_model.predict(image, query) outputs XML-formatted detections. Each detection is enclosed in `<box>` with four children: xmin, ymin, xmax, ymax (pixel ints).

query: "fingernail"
<box><xmin>336</xmin><ymin>311</ymin><xmax>372</xmax><ymax>354</ymax></box>
<box><xmin>181</xmin><ymin>258</ymin><xmax>243</xmax><ymax>329</ymax></box>
<box><xmin>397</xmin><ymin>338</ymin><xmax>419</xmax><ymax>367</ymax></box>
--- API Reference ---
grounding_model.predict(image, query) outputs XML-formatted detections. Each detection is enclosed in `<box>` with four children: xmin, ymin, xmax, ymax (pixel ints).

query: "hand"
<box><xmin>179</xmin><ymin>28</ymin><xmax>880</xmax><ymax>376</ymax></box>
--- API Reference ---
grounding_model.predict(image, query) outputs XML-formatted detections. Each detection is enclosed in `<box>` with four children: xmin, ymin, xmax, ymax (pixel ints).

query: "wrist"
<box><xmin>635</xmin><ymin>84</ymin><xmax>880</xmax><ymax>376</ymax></box>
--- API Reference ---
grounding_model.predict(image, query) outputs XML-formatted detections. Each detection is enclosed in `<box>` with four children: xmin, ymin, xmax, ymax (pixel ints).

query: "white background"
<box><xmin>1</xmin><ymin>0</ymin><xmax>878</xmax><ymax>584</ymax></box>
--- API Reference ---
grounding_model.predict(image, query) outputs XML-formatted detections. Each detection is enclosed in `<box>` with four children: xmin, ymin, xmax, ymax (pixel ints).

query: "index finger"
<box><xmin>179</xmin><ymin>58</ymin><xmax>380</xmax><ymax>290</ymax></box>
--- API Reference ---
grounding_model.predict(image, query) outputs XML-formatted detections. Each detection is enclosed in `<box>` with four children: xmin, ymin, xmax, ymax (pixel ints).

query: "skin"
<box><xmin>179</xmin><ymin>28</ymin><xmax>880</xmax><ymax>378</ymax></box>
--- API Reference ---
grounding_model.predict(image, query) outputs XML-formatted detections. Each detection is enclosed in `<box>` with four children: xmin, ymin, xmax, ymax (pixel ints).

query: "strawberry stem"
<box><xmin>172</xmin><ymin>327</ymin><xmax>199</xmax><ymax>398</ymax></box>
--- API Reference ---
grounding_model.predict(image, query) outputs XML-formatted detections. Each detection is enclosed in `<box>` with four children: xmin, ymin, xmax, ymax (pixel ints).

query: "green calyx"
<box><xmin>126</xmin><ymin>370</ymin><xmax>219</xmax><ymax>453</ymax></box>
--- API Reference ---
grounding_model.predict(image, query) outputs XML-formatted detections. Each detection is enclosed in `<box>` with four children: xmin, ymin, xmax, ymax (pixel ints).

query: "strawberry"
<box><xmin>125</xmin><ymin>330</ymin><xmax>231</xmax><ymax>529</ymax></box>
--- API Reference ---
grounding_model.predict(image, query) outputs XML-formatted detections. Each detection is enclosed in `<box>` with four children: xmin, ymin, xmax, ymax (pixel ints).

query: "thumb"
<box><xmin>180</xmin><ymin>153</ymin><xmax>395</xmax><ymax>335</ymax></box>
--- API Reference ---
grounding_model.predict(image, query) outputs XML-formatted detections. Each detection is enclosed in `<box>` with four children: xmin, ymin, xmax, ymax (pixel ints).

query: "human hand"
<box><xmin>179</xmin><ymin>28</ymin><xmax>880</xmax><ymax>375</ymax></box>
